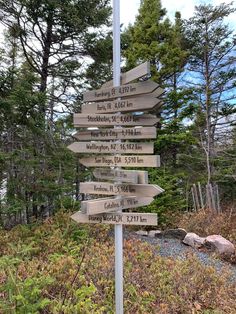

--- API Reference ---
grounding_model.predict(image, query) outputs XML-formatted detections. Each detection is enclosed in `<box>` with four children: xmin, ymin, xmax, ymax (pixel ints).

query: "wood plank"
<box><xmin>83</xmin><ymin>81</ymin><xmax>162</xmax><ymax>102</ymax></box>
<box><xmin>71</xmin><ymin>211</ymin><xmax>158</xmax><ymax>226</ymax></box>
<box><xmin>81</xmin><ymin>94</ymin><xmax>162</xmax><ymax>114</ymax></box>
<box><xmin>92</xmin><ymin>169</ymin><xmax>148</xmax><ymax>184</ymax></box>
<box><xmin>74</xmin><ymin>127</ymin><xmax>156</xmax><ymax>141</ymax></box>
<box><xmin>73</xmin><ymin>114</ymin><xmax>159</xmax><ymax>127</ymax></box>
<box><xmin>81</xmin><ymin>196</ymin><xmax>154</xmax><ymax>214</ymax></box>
<box><xmin>80</xmin><ymin>182</ymin><xmax>164</xmax><ymax>197</ymax></box>
<box><xmin>79</xmin><ymin>155</ymin><xmax>160</xmax><ymax>168</ymax></box>
<box><xmin>102</xmin><ymin>62</ymin><xmax>150</xmax><ymax>88</ymax></box>
<box><xmin>68</xmin><ymin>142</ymin><xmax>153</xmax><ymax>154</ymax></box>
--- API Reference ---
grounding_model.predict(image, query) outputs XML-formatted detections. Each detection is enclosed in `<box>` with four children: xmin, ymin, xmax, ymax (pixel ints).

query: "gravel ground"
<box><xmin>123</xmin><ymin>231</ymin><xmax>236</xmax><ymax>283</ymax></box>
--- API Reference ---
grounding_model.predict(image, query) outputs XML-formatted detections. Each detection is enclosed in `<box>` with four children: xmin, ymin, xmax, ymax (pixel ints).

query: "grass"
<box><xmin>0</xmin><ymin>211</ymin><xmax>235</xmax><ymax>313</ymax></box>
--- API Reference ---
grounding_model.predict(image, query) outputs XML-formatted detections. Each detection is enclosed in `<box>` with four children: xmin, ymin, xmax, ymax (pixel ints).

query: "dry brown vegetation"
<box><xmin>0</xmin><ymin>212</ymin><xmax>235</xmax><ymax>313</ymax></box>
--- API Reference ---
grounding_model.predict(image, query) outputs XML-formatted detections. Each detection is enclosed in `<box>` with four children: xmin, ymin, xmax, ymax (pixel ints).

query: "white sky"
<box><xmin>120</xmin><ymin>0</ymin><xmax>236</xmax><ymax>28</ymax></box>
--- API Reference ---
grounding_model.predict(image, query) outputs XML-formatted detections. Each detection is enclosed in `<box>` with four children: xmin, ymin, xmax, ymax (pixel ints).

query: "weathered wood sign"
<box><xmin>79</xmin><ymin>155</ymin><xmax>160</xmax><ymax>168</ymax></box>
<box><xmin>81</xmin><ymin>94</ymin><xmax>162</xmax><ymax>114</ymax></box>
<box><xmin>71</xmin><ymin>211</ymin><xmax>158</xmax><ymax>226</ymax></box>
<box><xmin>69</xmin><ymin>62</ymin><xmax>164</xmax><ymax>235</ymax></box>
<box><xmin>102</xmin><ymin>61</ymin><xmax>150</xmax><ymax>88</ymax></box>
<box><xmin>73</xmin><ymin>113</ymin><xmax>159</xmax><ymax>127</ymax></box>
<box><xmin>92</xmin><ymin>169</ymin><xmax>148</xmax><ymax>184</ymax></box>
<box><xmin>74</xmin><ymin>127</ymin><xmax>156</xmax><ymax>141</ymax></box>
<box><xmin>80</xmin><ymin>182</ymin><xmax>164</xmax><ymax>197</ymax></box>
<box><xmin>81</xmin><ymin>196</ymin><xmax>154</xmax><ymax>215</ymax></box>
<box><xmin>83</xmin><ymin>80</ymin><xmax>161</xmax><ymax>102</ymax></box>
<box><xmin>67</xmin><ymin>141</ymin><xmax>154</xmax><ymax>154</ymax></box>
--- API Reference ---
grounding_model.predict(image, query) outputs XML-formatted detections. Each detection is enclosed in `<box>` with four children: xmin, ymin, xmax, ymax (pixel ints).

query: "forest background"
<box><xmin>0</xmin><ymin>0</ymin><xmax>235</xmax><ymax>228</ymax></box>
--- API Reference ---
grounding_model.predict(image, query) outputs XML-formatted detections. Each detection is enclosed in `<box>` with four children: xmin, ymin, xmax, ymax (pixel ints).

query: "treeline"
<box><xmin>0</xmin><ymin>0</ymin><xmax>235</xmax><ymax>227</ymax></box>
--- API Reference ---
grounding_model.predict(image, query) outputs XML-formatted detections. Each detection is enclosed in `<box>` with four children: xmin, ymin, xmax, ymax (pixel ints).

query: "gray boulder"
<box><xmin>148</xmin><ymin>230</ymin><xmax>163</xmax><ymax>238</ymax></box>
<box><xmin>135</xmin><ymin>230</ymin><xmax>148</xmax><ymax>236</ymax></box>
<box><xmin>204</xmin><ymin>235</ymin><xmax>235</xmax><ymax>254</ymax></box>
<box><xmin>163</xmin><ymin>228</ymin><xmax>187</xmax><ymax>240</ymax></box>
<box><xmin>183</xmin><ymin>233</ymin><xmax>205</xmax><ymax>248</ymax></box>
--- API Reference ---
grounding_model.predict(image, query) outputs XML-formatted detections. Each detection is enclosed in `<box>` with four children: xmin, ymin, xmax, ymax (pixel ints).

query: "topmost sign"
<box><xmin>102</xmin><ymin>61</ymin><xmax>150</xmax><ymax>88</ymax></box>
<box><xmin>83</xmin><ymin>80</ymin><xmax>161</xmax><ymax>102</ymax></box>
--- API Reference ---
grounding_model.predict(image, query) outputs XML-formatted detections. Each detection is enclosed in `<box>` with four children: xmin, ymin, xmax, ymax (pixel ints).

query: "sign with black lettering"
<box><xmin>81</xmin><ymin>196</ymin><xmax>154</xmax><ymax>215</ymax></box>
<box><xmin>71</xmin><ymin>211</ymin><xmax>158</xmax><ymax>225</ymax></box>
<box><xmin>80</xmin><ymin>182</ymin><xmax>164</xmax><ymax>197</ymax></box>
<box><xmin>83</xmin><ymin>80</ymin><xmax>162</xmax><ymax>102</ymax></box>
<box><xmin>79</xmin><ymin>155</ymin><xmax>160</xmax><ymax>168</ymax></box>
<box><xmin>92</xmin><ymin>169</ymin><xmax>148</xmax><ymax>184</ymax></box>
<box><xmin>102</xmin><ymin>61</ymin><xmax>150</xmax><ymax>88</ymax></box>
<box><xmin>73</xmin><ymin>114</ymin><xmax>159</xmax><ymax>127</ymax></box>
<box><xmin>82</xmin><ymin>94</ymin><xmax>162</xmax><ymax>114</ymax></box>
<box><xmin>74</xmin><ymin>127</ymin><xmax>156</xmax><ymax>141</ymax></box>
<box><xmin>67</xmin><ymin>142</ymin><xmax>153</xmax><ymax>154</ymax></box>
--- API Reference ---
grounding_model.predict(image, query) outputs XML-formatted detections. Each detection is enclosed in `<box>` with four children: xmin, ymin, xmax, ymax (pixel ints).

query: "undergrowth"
<box><xmin>0</xmin><ymin>211</ymin><xmax>235</xmax><ymax>313</ymax></box>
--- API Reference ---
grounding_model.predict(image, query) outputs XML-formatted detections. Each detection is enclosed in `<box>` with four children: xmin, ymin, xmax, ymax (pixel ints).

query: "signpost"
<box><xmin>101</xmin><ymin>61</ymin><xmax>150</xmax><ymax>88</ymax></box>
<box><xmin>80</xmin><ymin>182</ymin><xmax>164</xmax><ymax>197</ymax></box>
<box><xmin>74</xmin><ymin>126</ymin><xmax>157</xmax><ymax>141</ymax></box>
<box><xmin>81</xmin><ymin>196</ymin><xmax>154</xmax><ymax>215</ymax></box>
<box><xmin>67</xmin><ymin>2</ymin><xmax>165</xmax><ymax>312</ymax></box>
<box><xmin>81</xmin><ymin>93</ymin><xmax>162</xmax><ymax>114</ymax></box>
<box><xmin>83</xmin><ymin>80</ymin><xmax>162</xmax><ymax>102</ymax></box>
<box><xmin>92</xmin><ymin>169</ymin><xmax>148</xmax><ymax>184</ymax></box>
<box><xmin>71</xmin><ymin>211</ymin><xmax>158</xmax><ymax>226</ymax></box>
<box><xmin>79</xmin><ymin>155</ymin><xmax>160</xmax><ymax>168</ymax></box>
<box><xmin>68</xmin><ymin>141</ymin><xmax>154</xmax><ymax>154</ymax></box>
<box><xmin>73</xmin><ymin>113</ymin><xmax>159</xmax><ymax>127</ymax></box>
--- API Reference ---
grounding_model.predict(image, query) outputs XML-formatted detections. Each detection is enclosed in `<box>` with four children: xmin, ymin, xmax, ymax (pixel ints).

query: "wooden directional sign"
<box><xmin>80</xmin><ymin>182</ymin><xmax>164</xmax><ymax>197</ymax></box>
<box><xmin>81</xmin><ymin>196</ymin><xmax>154</xmax><ymax>215</ymax></box>
<box><xmin>74</xmin><ymin>127</ymin><xmax>156</xmax><ymax>141</ymax></box>
<box><xmin>73</xmin><ymin>114</ymin><xmax>159</xmax><ymax>127</ymax></box>
<box><xmin>79</xmin><ymin>155</ymin><xmax>160</xmax><ymax>168</ymax></box>
<box><xmin>93</xmin><ymin>169</ymin><xmax>148</xmax><ymax>184</ymax></box>
<box><xmin>83</xmin><ymin>80</ymin><xmax>161</xmax><ymax>102</ymax></box>
<box><xmin>67</xmin><ymin>141</ymin><xmax>153</xmax><ymax>154</ymax></box>
<box><xmin>102</xmin><ymin>61</ymin><xmax>150</xmax><ymax>88</ymax></box>
<box><xmin>71</xmin><ymin>211</ymin><xmax>158</xmax><ymax>226</ymax></box>
<box><xmin>81</xmin><ymin>94</ymin><xmax>162</xmax><ymax>114</ymax></box>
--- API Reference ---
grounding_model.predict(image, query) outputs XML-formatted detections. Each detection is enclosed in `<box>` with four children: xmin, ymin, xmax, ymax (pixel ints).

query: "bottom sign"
<box><xmin>71</xmin><ymin>211</ymin><xmax>158</xmax><ymax>226</ymax></box>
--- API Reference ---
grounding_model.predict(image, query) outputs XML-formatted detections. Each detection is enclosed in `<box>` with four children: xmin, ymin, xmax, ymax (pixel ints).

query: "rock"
<box><xmin>204</xmin><ymin>235</ymin><xmax>235</xmax><ymax>255</ymax></box>
<box><xmin>135</xmin><ymin>230</ymin><xmax>148</xmax><ymax>236</ymax></box>
<box><xmin>148</xmin><ymin>230</ymin><xmax>162</xmax><ymax>238</ymax></box>
<box><xmin>163</xmin><ymin>228</ymin><xmax>187</xmax><ymax>240</ymax></box>
<box><xmin>183</xmin><ymin>233</ymin><xmax>205</xmax><ymax>248</ymax></box>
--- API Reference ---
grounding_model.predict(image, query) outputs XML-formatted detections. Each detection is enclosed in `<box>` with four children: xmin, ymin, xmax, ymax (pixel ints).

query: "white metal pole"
<box><xmin>113</xmin><ymin>0</ymin><xmax>123</xmax><ymax>313</ymax></box>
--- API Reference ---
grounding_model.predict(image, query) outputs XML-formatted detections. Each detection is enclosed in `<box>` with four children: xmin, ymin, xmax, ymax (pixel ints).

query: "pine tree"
<box><xmin>0</xmin><ymin>0</ymin><xmax>111</xmax><ymax>114</ymax></box>
<box><xmin>122</xmin><ymin>0</ymin><xmax>192</xmax><ymax>216</ymax></box>
<box><xmin>184</xmin><ymin>3</ymin><xmax>236</xmax><ymax>184</ymax></box>
<box><xmin>0</xmin><ymin>1</ymin><xmax>112</xmax><ymax>225</ymax></box>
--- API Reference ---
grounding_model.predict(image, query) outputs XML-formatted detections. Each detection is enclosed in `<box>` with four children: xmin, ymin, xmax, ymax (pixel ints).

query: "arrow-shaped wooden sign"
<box><xmin>102</xmin><ymin>61</ymin><xmax>150</xmax><ymax>88</ymax></box>
<box><xmin>80</xmin><ymin>182</ymin><xmax>164</xmax><ymax>197</ymax></box>
<box><xmin>79</xmin><ymin>155</ymin><xmax>160</xmax><ymax>168</ymax></box>
<box><xmin>83</xmin><ymin>80</ymin><xmax>161</xmax><ymax>102</ymax></box>
<box><xmin>68</xmin><ymin>141</ymin><xmax>153</xmax><ymax>154</ymax></box>
<box><xmin>73</xmin><ymin>114</ymin><xmax>159</xmax><ymax>127</ymax></box>
<box><xmin>74</xmin><ymin>127</ymin><xmax>156</xmax><ymax>141</ymax></box>
<box><xmin>80</xmin><ymin>196</ymin><xmax>154</xmax><ymax>215</ymax></box>
<box><xmin>71</xmin><ymin>211</ymin><xmax>158</xmax><ymax>226</ymax></box>
<box><xmin>93</xmin><ymin>169</ymin><xmax>148</xmax><ymax>184</ymax></box>
<box><xmin>81</xmin><ymin>94</ymin><xmax>162</xmax><ymax>114</ymax></box>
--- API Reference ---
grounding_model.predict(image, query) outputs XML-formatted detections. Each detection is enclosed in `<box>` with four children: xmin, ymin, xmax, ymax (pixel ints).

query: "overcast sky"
<box><xmin>120</xmin><ymin>0</ymin><xmax>236</xmax><ymax>28</ymax></box>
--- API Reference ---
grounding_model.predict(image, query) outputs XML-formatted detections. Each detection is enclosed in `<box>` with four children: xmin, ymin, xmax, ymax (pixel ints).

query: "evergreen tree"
<box><xmin>0</xmin><ymin>0</ymin><xmax>111</xmax><ymax>114</ymax></box>
<box><xmin>184</xmin><ymin>3</ymin><xmax>236</xmax><ymax>184</ymax></box>
<box><xmin>0</xmin><ymin>1</ymin><xmax>112</xmax><ymax>225</ymax></box>
<box><xmin>122</xmin><ymin>0</ymin><xmax>192</xmax><ymax>216</ymax></box>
